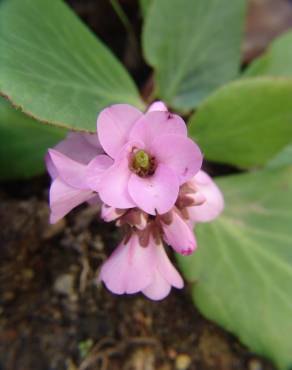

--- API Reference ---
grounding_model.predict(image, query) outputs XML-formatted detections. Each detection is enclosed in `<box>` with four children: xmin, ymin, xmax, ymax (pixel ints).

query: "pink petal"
<box><xmin>150</xmin><ymin>134</ymin><xmax>203</xmax><ymax>184</ymax></box>
<box><xmin>156</xmin><ymin>243</ymin><xmax>184</xmax><ymax>289</ymax></box>
<box><xmin>86</xmin><ymin>155</ymin><xmax>114</xmax><ymax>191</ymax></box>
<box><xmin>161</xmin><ymin>210</ymin><xmax>197</xmax><ymax>255</ymax></box>
<box><xmin>45</xmin><ymin>152</ymin><xmax>58</xmax><ymax>180</ymax></box>
<box><xmin>98</xmin><ymin>157</ymin><xmax>136</xmax><ymax>209</ymax></box>
<box><xmin>55</xmin><ymin>132</ymin><xmax>102</xmax><ymax>164</ymax></box>
<box><xmin>48</xmin><ymin>149</ymin><xmax>88</xmax><ymax>189</ymax></box>
<box><xmin>99</xmin><ymin>233</ymin><xmax>156</xmax><ymax>295</ymax></box>
<box><xmin>97</xmin><ymin>104</ymin><xmax>143</xmax><ymax>158</ymax></box>
<box><xmin>188</xmin><ymin>171</ymin><xmax>224</xmax><ymax>222</ymax></box>
<box><xmin>49</xmin><ymin>177</ymin><xmax>94</xmax><ymax>223</ymax></box>
<box><xmin>128</xmin><ymin>164</ymin><xmax>179</xmax><ymax>215</ymax></box>
<box><xmin>46</xmin><ymin>132</ymin><xmax>102</xmax><ymax>180</ymax></box>
<box><xmin>142</xmin><ymin>241</ymin><xmax>184</xmax><ymax>300</ymax></box>
<box><xmin>146</xmin><ymin>101</ymin><xmax>168</xmax><ymax>113</ymax></box>
<box><xmin>101</xmin><ymin>204</ymin><xmax>125</xmax><ymax>222</ymax></box>
<box><xmin>129</xmin><ymin>111</ymin><xmax>187</xmax><ymax>148</ymax></box>
<box><xmin>192</xmin><ymin>191</ymin><xmax>207</xmax><ymax>206</ymax></box>
<box><xmin>142</xmin><ymin>271</ymin><xmax>171</xmax><ymax>300</ymax></box>
<box><xmin>83</xmin><ymin>133</ymin><xmax>103</xmax><ymax>150</ymax></box>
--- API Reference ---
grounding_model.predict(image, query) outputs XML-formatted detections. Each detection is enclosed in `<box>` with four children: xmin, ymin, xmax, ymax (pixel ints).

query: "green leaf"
<box><xmin>242</xmin><ymin>31</ymin><xmax>292</xmax><ymax>171</ymax></box>
<box><xmin>139</xmin><ymin>0</ymin><xmax>153</xmax><ymax>17</ymax></box>
<box><xmin>0</xmin><ymin>98</ymin><xmax>65</xmax><ymax>180</ymax></box>
<box><xmin>0</xmin><ymin>0</ymin><xmax>144</xmax><ymax>132</ymax></box>
<box><xmin>267</xmin><ymin>144</ymin><xmax>292</xmax><ymax>169</ymax></box>
<box><xmin>143</xmin><ymin>0</ymin><xmax>246</xmax><ymax>111</ymax></box>
<box><xmin>177</xmin><ymin>167</ymin><xmax>292</xmax><ymax>369</ymax></box>
<box><xmin>244</xmin><ymin>31</ymin><xmax>292</xmax><ymax>77</ymax></box>
<box><xmin>189</xmin><ymin>78</ymin><xmax>292</xmax><ymax>168</ymax></box>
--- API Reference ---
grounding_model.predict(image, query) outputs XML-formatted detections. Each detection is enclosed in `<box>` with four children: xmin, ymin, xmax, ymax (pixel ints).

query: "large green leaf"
<box><xmin>244</xmin><ymin>31</ymin><xmax>292</xmax><ymax>77</ymax></box>
<box><xmin>139</xmin><ymin>0</ymin><xmax>153</xmax><ymax>17</ymax></box>
<box><xmin>0</xmin><ymin>98</ymin><xmax>65</xmax><ymax>180</ymax></box>
<box><xmin>143</xmin><ymin>0</ymin><xmax>246</xmax><ymax>111</ymax></box>
<box><xmin>189</xmin><ymin>78</ymin><xmax>292</xmax><ymax>168</ymax></box>
<box><xmin>267</xmin><ymin>144</ymin><xmax>292</xmax><ymax>169</ymax></box>
<box><xmin>0</xmin><ymin>0</ymin><xmax>144</xmax><ymax>132</ymax></box>
<box><xmin>177</xmin><ymin>166</ymin><xmax>292</xmax><ymax>369</ymax></box>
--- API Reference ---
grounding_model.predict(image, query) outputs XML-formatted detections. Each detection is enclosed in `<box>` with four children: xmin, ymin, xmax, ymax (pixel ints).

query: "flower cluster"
<box><xmin>46</xmin><ymin>101</ymin><xmax>224</xmax><ymax>300</ymax></box>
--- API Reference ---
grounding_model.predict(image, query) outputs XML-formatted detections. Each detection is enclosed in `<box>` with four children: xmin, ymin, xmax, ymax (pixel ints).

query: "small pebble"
<box><xmin>175</xmin><ymin>353</ymin><xmax>191</xmax><ymax>370</ymax></box>
<box><xmin>248</xmin><ymin>359</ymin><xmax>263</xmax><ymax>370</ymax></box>
<box><xmin>54</xmin><ymin>274</ymin><xmax>75</xmax><ymax>296</ymax></box>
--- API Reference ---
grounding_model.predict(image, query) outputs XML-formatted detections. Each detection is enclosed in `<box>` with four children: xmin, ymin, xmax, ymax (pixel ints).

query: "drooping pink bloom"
<box><xmin>142</xmin><ymin>239</ymin><xmax>184</xmax><ymax>300</ymax></box>
<box><xmin>98</xmin><ymin>169</ymin><xmax>224</xmax><ymax>300</ymax></box>
<box><xmin>147</xmin><ymin>101</ymin><xmax>168</xmax><ymax>113</ymax></box>
<box><xmin>185</xmin><ymin>171</ymin><xmax>224</xmax><ymax>224</ymax></box>
<box><xmin>156</xmin><ymin>170</ymin><xmax>223</xmax><ymax>258</ymax></box>
<box><xmin>100</xmin><ymin>203</ymin><xmax>125</xmax><ymax>222</ymax></box>
<box><xmin>46</xmin><ymin>132</ymin><xmax>111</xmax><ymax>223</ymax></box>
<box><xmin>99</xmin><ymin>168</ymin><xmax>223</xmax><ymax>263</ymax></box>
<box><xmin>87</xmin><ymin>104</ymin><xmax>203</xmax><ymax>215</ymax></box>
<box><xmin>159</xmin><ymin>208</ymin><xmax>197</xmax><ymax>256</ymax></box>
<box><xmin>45</xmin><ymin>101</ymin><xmax>224</xmax><ymax>301</ymax></box>
<box><xmin>99</xmin><ymin>232</ymin><xmax>183</xmax><ymax>300</ymax></box>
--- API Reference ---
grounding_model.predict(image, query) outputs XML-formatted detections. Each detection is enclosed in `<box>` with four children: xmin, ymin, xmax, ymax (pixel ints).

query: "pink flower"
<box><xmin>155</xmin><ymin>171</ymin><xmax>223</xmax><ymax>258</ymax></box>
<box><xmin>46</xmin><ymin>102</ymin><xmax>203</xmax><ymax>221</ymax></box>
<box><xmin>98</xmin><ymin>168</ymin><xmax>224</xmax><ymax>300</ymax></box>
<box><xmin>159</xmin><ymin>208</ymin><xmax>197</xmax><ymax>256</ymax></box>
<box><xmin>185</xmin><ymin>171</ymin><xmax>224</xmax><ymax>224</ymax></box>
<box><xmin>147</xmin><ymin>101</ymin><xmax>168</xmax><ymax>113</ymax></box>
<box><xmin>46</xmin><ymin>132</ymin><xmax>111</xmax><ymax>223</ymax></box>
<box><xmin>100</xmin><ymin>204</ymin><xmax>125</xmax><ymax>222</ymax></box>
<box><xmin>99</xmin><ymin>231</ymin><xmax>183</xmax><ymax>300</ymax></box>
<box><xmin>87</xmin><ymin>104</ymin><xmax>203</xmax><ymax>215</ymax></box>
<box><xmin>45</xmin><ymin>101</ymin><xmax>224</xmax><ymax>301</ymax></box>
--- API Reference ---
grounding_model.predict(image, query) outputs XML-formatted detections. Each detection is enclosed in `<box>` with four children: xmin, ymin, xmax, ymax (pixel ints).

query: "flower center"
<box><xmin>130</xmin><ymin>149</ymin><xmax>156</xmax><ymax>177</ymax></box>
<box><xmin>134</xmin><ymin>150</ymin><xmax>149</xmax><ymax>169</ymax></box>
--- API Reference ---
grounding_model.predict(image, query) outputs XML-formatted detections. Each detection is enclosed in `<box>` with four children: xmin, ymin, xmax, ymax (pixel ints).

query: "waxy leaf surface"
<box><xmin>267</xmin><ymin>144</ymin><xmax>292</xmax><ymax>169</ymax></box>
<box><xmin>189</xmin><ymin>78</ymin><xmax>292</xmax><ymax>168</ymax></box>
<box><xmin>0</xmin><ymin>98</ymin><xmax>65</xmax><ymax>180</ymax></box>
<box><xmin>0</xmin><ymin>0</ymin><xmax>144</xmax><ymax>131</ymax></box>
<box><xmin>139</xmin><ymin>0</ymin><xmax>153</xmax><ymax>17</ymax></box>
<box><xmin>177</xmin><ymin>167</ymin><xmax>292</xmax><ymax>369</ymax></box>
<box><xmin>143</xmin><ymin>0</ymin><xmax>246</xmax><ymax>111</ymax></box>
<box><xmin>245</xmin><ymin>31</ymin><xmax>292</xmax><ymax>77</ymax></box>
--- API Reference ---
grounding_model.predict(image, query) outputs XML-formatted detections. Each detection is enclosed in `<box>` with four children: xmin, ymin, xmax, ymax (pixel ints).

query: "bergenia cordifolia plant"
<box><xmin>2</xmin><ymin>0</ymin><xmax>292</xmax><ymax>366</ymax></box>
<box><xmin>46</xmin><ymin>102</ymin><xmax>224</xmax><ymax>300</ymax></box>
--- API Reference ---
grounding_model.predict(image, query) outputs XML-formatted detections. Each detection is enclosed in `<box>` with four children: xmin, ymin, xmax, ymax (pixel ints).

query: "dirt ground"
<box><xmin>0</xmin><ymin>178</ymin><xmax>276</xmax><ymax>370</ymax></box>
<box><xmin>1</xmin><ymin>0</ymin><xmax>291</xmax><ymax>369</ymax></box>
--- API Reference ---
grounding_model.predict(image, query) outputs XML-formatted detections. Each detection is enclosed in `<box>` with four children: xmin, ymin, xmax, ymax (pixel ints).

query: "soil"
<box><xmin>0</xmin><ymin>177</ymin><xmax>276</xmax><ymax>370</ymax></box>
<box><xmin>0</xmin><ymin>0</ymin><xmax>288</xmax><ymax>369</ymax></box>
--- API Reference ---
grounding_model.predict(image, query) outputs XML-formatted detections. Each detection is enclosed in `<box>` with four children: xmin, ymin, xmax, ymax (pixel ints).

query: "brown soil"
<box><xmin>0</xmin><ymin>177</ymin><xmax>276</xmax><ymax>370</ymax></box>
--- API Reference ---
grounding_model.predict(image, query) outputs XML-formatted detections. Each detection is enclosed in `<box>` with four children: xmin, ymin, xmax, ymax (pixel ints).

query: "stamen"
<box><xmin>133</xmin><ymin>150</ymin><xmax>150</xmax><ymax>170</ymax></box>
<box><xmin>130</xmin><ymin>149</ymin><xmax>157</xmax><ymax>177</ymax></box>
